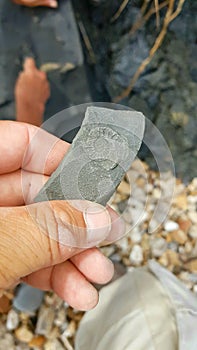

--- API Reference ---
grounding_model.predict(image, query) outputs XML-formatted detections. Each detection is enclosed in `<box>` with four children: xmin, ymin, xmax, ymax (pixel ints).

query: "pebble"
<box><xmin>193</xmin><ymin>285</ymin><xmax>197</xmax><ymax>294</ymax></box>
<box><xmin>129</xmin><ymin>245</ymin><xmax>143</xmax><ymax>265</ymax></box>
<box><xmin>60</xmin><ymin>336</ymin><xmax>74</xmax><ymax>350</ymax></box>
<box><xmin>15</xmin><ymin>326</ymin><xmax>34</xmax><ymax>343</ymax></box>
<box><xmin>166</xmin><ymin>250</ymin><xmax>181</xmax><ymax>267</ymax></box>
<box><xmin>152</xmin><ymin>188</ymin><xmax>161</xmax><ymax>199</ymax></box>
<box><xmin>185</xmin><ymin>242</ymin><xmax>193</xmax><ymax>254</ymax></box>
<box><xmin>36</xmin><ymin>306</ymin><xmax>55</xmax><ymax>336</ymax></box>
<box><xmin>44</xmin><ymin>339</ymin><xmax>65</xmax><ymax>350</ymax></box>
<box><xmin>179</xmin><ymin>271</ymin><xmax>197</xmax><ymax>284</ymax></box>
<box><xmin>150</xmin><ymin>238</ymin><xmax>168</xmax><ymax>257</ymax></box>
<box><xmin>0</xmin><ymin>333</ymin><xmax>15</xmax><ymax>350</ymax></box>
<box><xmin>13</xmin><ymin>284</ymin><xmax>44</xmax><ymax>313</ymax></box>
<box><xmin>164</xmin><ymin>220</ymin><xmax>179</xmax><ymax>232</ymax></box>
<box><xmin>6</xmin><ymin>309</ymin><xmax>19</xmax><ymax>331</ymax></box>
<box><xmin>187</xmin><ymin>195</ymin><xmax>197</xmax><ymax>204</ymax></box>
<box><xmin>61</xmin><ymin>320</ymin><xmax>76</xmax><ymax>338</ymax></box>
<box><xmin>54</xmin><ymin>308</ymin><xmax>67</xmax><ymax>327</ymax></box>
<box><xmin>171</xmin><ymin>230</ymin><xmax>187</xmax><ymax>244</ymax></box>
<box><xmin>168</xmin><ymin>241</ymin><xmax>179</xmax><ymax>252</ymax></box>
<box><xmin>29</xmin><ymin>335</ymin><xmax>46</xmax><ymax>348</ymax></box>
<box><xmin>188</xmin><ymin>211</ymin><xmax>197</xmax><ymax>224</ymax></box>
<box><xmin>189</xmin><ymin>225</ymin><xmax>197</xmax><ymax>239</ymax></box>
<box><xmin>116</xmin><ymin>237</ymin><xmax>130</xmax><ymax>253</ymax></box>
<box><xmin>117</xmin><ymin>181</ymin><xmax>130</xmax><ymax>195</ymax></box>
<box><xmin>177</xmin><ymin>219</ymin><xmax>192</xmax><ymax>233</ymax></box>
<box><xmin>130</xmin><ymin>229</ymin><xmax>142</xmax><ymax>243</ymax></box>
<box><xmin>173</xmin><ymin>194</ymin><xmax>188</xmax><ymax>210</ymax></box>
<box><xmin>185</xmin><ymin>259</ymin><xmax>197</xmax><ymax>273</ymax></box>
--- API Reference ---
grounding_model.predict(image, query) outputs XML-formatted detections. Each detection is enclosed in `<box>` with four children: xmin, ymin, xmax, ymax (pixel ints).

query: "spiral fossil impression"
<box><xmin>34</xmin><ymin>106</ymin><xmax>145</xmax><ymax>205</ymax></box>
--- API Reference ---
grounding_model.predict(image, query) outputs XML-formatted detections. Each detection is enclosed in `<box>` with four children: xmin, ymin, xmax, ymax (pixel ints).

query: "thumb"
<box><xmin>0</xmin><ymin>200</ymin><xmax>112</xmax><ymax>289</ymax></box>
<box><xmin>23</xmin><ymin>57</ymin><xmax>36</xmax><ymax>72</ymax></box>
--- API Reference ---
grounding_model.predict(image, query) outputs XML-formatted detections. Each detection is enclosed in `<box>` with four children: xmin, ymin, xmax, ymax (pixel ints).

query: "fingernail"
<box><xmin>84</xmin><ymin>204</ymin><xmax>111</xmax><ymax>244</ymax></box>
<box><xmin>49</xmin><ymin>1</ymin><xmax>58</xmax><ymax>8</ymax></box>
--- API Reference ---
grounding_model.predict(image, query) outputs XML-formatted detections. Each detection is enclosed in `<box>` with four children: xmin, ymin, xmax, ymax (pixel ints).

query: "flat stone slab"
<box><xmin>35</xmin><ymin>106</ymin><xmax>145</xmax><ymax>205</ymax></box>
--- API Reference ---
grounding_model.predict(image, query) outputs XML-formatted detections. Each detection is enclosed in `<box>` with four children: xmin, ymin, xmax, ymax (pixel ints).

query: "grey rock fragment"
<box><xmin>13</xmin><ymin>284</ymin><xmax>44</xmax><ymax>314</ymax></box>
<box><xmin>35</xmin><ymin>106</ymin><xmax>145</xmax><ymax>206</ymax></box>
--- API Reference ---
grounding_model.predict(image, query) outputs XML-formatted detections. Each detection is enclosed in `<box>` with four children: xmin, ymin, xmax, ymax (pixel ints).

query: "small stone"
<box><xmin>164</xmin><ymin>220</ymin><xmax>179</xmax><ymax>232</ymax></box>
<box><xmin>171</xmin><ymin>230</ymin><xmax>187</xmax><ymax>244</ymax></box>
<box><xmin>158</xmin><ymin>253</ymin><xmax>168</xmax><ymax>267</ymax></box>
<box><xmin>145</xmin><ymin>183</ymin><xmax>153</xmax><ymax>193</ymax></box>
<box><xmin>122</xmin><ymin>209</ymin><xmax>132</xmax><ymax>223</ymax></box>
<box><xmin>13</xmin><ymin>284</ymin><xmax>44</xmax><ymax>313</ymax></box>
<box><xmin>188</xmin><ymin>211</ymin><xmax>197</xmax><ymax>224</ymax></box>
<box><xmin>130</xmin><ymin>229</ymin><xmax>142</xmax><ymax>243</ymax></box>
<box><xmin>168</xmin><ymin>241</ymin><xmax>179</xmax><ymax>252</ymax></box>
<box><xmin>131</xmin><ymin>187</ymin><xmax>146</xmax><ymax>203</ymax></box>
<box><xmin>136</xmin><ymin>177</ymin><xmax>146</xmax><ymax>188</ymax></box>
<box><xmin>150</xmin><ymin>238</ymin><xmax>168</xmax><ymax>257</ymax></box>
<box><xmin>141</xmin><ymin>234</ymin><xmax>150</xmax><ymax>251</ymax></box>
<box><xmin>193</xmin><ymin>285</ymin><xmax>197</xmax><ymax>294</ymax></box>
<box><xmin>6</xmin><ymin>310</ymin><xmax>19</xmax><ymax>331</ymax></box>
<box><xmin>61</xmin><ymin>320</ymin><xmax>76</xmax><ymax>338</ymax></box>
<box><xmin>116</xmin><ymin>237</ymin><xmax>130</xmax><ymax>253</ymax></box>
<box><xmin>29</xmin><ymin>336</ymin><xmax>46</xmax><ymax>348</ymax></box>
<box><xmin>100</xmin><ymin>245</ymin><xmax>116</xmax><ymax>257</ymax></box>
<box><xmin>148</xmin><ymin>218</ymin><xmax>160</xmax><ymax>233</ymax></box>
<box><xmin>54</xmin><ymin>308</ymin><xmax>66</xmax><ymax>327</ymax></box>
<box><xmin>187</xmin><ymin>195</ymin><xmax>197</xmax><ymax>204</ymax></box>
<box><xmin>166</xmin><ymin>250</ymin><xmax>181</xmax><ymax>267</ymax></box>
<box><xmin>152</xmin><ymin>188</ymin><xmax>161</xmax><ymax>199</ymax></box>
<box><xmin>117</xmin><ymin>181</ymin><xmax>130</xmax><ymax>195</ymax></box>
<box><xmin>188</xmin><ymin>225</ymin><xmax>197</xmax><ymax>239</ymax></box>
<box><xmin>185</xmin><ymin>259</ymin><xmax>197</xmax><ymax>273</ymax></box>
<box><xmin>188</xmin><ymin>178</ymin><xmax>197</xmax><ymax>191</ymax></box>
<box><xmin>46</xmin><ymin>327</ymin><xmax>60</xmax><ymax>340</ymax></box>
<box><xmin>129</xmin><ymin>245</ymin><xmax>143</xmax><ymax>266</ymax></box>
<box><xmin>44</xmin><ymin>339</ymin><xmax>65</xmax><ymax>350</ymax></box>
<box><xmin>60</xmin><ymin>336</ymin><xmax>74</xmax><ymax>350</ymax></box>
<box><xmin>0</xmin><ymin>295</ymin><xmax>10</xmax><ymax>314</ymax></box>
<box><xmin>173</xmin><ymin>194</ymin><xmax>188</xmax><ymax>210</ymax></box>
<box><xmin>0</xmin><ymin>333</ymin><xmax>15</xmax><ymax>350</ymax></box>
<box><xmin>177</xmin><ymin>219</ymin><xmax>192</xmax><ymax>233</ymax></box>
<box><xmin>36</xmin><ymin>306</ymin><xmax>55</xmax><ymax>336</ymax></box>
<box><xmin>185</xmin><ymin>242</ymin><xmax>193</xmax><ymax>254</ymax></box>
<box><xmin>15</xmin><ymin>326</ymin><xmax>34</xmax><ymax>343</ymax></box>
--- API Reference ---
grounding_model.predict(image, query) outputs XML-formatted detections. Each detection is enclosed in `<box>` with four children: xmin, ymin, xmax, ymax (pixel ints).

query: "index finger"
<box><xmin>0</xmin><ymin>121</ymin><xmax>70</xmax><ymax>175</ymax></box>
<box><xmin>23</xmin><ymin>57</ymin><xmax>37</xmax><ymax>72</ymax></box>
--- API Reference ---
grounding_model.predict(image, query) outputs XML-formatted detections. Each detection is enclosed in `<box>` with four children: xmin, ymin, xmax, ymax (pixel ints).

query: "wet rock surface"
<box><xmin>72</xmin><ymin>0</ymin><xmax>197</xmax><ymax>181</ymax></box>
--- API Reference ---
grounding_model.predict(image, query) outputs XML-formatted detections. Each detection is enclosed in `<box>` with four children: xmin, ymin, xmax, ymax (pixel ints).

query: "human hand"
<box><xmin>15</xmin><ymin>58</ymin><xmax>50</xmax><ymax>126</ymax></box>
<box><xmin>0</xmin><ymin>121</ymin><xmax>125</xmax><ymax>310</ymax></box>
<box><xmin>12</xmin><ymin>0</ymin><xmax>57</xmax><ymax>8</ymax></box>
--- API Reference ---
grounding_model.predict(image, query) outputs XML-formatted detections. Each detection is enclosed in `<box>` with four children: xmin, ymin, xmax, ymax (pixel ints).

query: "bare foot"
<box><xmin>12</xmin><ymin>0</ymin><xmax>57</xmax><ymax>8</ymax></box>
<box><xmin>15</xmin><ymin>58</ymin><xmax>50</xmax><ymax>126</ymax></box>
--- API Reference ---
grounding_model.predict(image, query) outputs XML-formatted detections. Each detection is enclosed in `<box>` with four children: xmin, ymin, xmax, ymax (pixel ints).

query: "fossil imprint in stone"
<box><xmin>35</xmin><ymin>107</ymin><xmax>145</xmax><ymax>206</ymax></box>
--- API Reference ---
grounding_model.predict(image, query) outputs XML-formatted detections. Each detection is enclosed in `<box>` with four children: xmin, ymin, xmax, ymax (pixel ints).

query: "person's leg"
<box><xmin>75</xmin><ymin>266</ymin><xmax>178</xmax><ymax>350</ymax></box>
